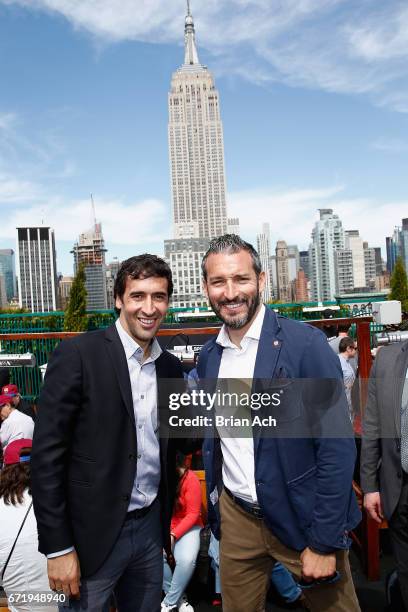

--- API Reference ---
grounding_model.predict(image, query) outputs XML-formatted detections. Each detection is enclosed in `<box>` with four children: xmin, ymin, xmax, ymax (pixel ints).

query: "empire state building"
<box><xmin>168</xmin><ymin>1</ymin><xmax>228</xmax><ymax>239</ymax></box>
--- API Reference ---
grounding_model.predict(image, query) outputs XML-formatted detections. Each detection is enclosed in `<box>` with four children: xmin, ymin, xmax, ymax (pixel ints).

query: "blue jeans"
<box><xmin>162</xmin><ymin>526</ymin><xmax>201</xmax><ymax>607</ymax></box>
<box><xmin>60</xmin><ymin>499</ymin><xmax>162</xmax><ymax>612</ymax></box>
<box><xmin>271</xmin><ymin>562</ymin><xmax>301</xmax><ymax>604</ymax></box>
<box><xmin>208</xmin><ymin>533</ymin><xmax>221</xmax><ymax>595</ymax></box>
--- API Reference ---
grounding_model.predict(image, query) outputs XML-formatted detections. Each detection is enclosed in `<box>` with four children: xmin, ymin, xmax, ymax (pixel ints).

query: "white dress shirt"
<box><xmin>0</xmin><ymin>409</ymin><xmax>34</xmax><ymax>451</ymax></box>
<box><xmin>216</xmin><ymin>304</ymin><xmax>266</xmax><ymax>503</ymax></box>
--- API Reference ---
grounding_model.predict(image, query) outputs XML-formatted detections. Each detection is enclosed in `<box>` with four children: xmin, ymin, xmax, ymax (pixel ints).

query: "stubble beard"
<box><xmin>209</xmin><ymin>284</ymin><xmax>261</xmax><ymax>330</ymax></box>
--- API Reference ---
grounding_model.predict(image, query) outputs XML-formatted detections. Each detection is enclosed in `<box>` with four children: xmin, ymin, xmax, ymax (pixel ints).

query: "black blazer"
<box><xmin>361</xmin><ymin>341</ymin><xmax>408</xmax><ymax>520</ymax></box>
<box><xmin>31</xmin><ymin>325</ymin><xmax>184</xmax><ymax>577</ymax></box>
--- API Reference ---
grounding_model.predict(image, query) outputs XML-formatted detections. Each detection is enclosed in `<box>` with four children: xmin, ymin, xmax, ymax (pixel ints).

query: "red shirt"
<box><xmin>170</xmin><ymin>470</ymin><xmax>204</xmax><ymax>540</ymax></box>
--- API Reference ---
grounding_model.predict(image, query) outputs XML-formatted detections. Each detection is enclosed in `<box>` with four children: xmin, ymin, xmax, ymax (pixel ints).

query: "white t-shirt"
<box><xmin>0</xmin><ymin>491</ymin><xmax>57</xmax><ymax>612</ymax></box>
<box><xmin>0</xmin><ymin>410</ymin><xmax>34</xmax><ymax>451</ymax></box>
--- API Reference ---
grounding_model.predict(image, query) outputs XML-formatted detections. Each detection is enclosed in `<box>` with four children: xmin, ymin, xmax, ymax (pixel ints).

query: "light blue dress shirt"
<box><xmin>115</xmin><ymin>319</ymin><xmax>162</xmax><ymax>511</ymax></box>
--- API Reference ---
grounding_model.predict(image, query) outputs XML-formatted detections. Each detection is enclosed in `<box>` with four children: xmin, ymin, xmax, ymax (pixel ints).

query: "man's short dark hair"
<box><xmin>339</xmin><ymin>336</ymin><xmax>355</xmax><ymax>353</ymax></box>
<box><xmin>114</xmin><ymin>254</ymin><xmax>173</xmax><ymax>308</ymax></box>
<box><xmin>201</xmin><ymin>234</ymin><xmax>262</xmax><ymax>281</ymax></box>
<box><xmin>337</xmin><ymin>323</ymin><xmax>351</xmax><ymax>334</ymax></box>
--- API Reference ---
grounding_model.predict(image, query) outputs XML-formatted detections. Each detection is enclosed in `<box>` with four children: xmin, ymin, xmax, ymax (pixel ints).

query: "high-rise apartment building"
<box><xmin>0</xmin><ymin>274</ymin><xmax>7</xmax><ymax>308</ymax></box>
<box><xmin>275</xmin><ymin>240</ymin><xmax>291</xmax><ymax>303</ymax></box>
<box><xmin>257</xmin><ymin>223</ymin><xmax>272</xmax><ymax>302</ymax></box>
<box><xmin>0</xmin><ymin>249</ymin><xmax>16</xmax><ymax>302</ymax></box>
<box><xmin>363</xmin><ymin>242</ymin><xmax>377</xmax><ymax>290</ymax></box>
<box><xmin>294</xmin><ymin>269</ymin><xmax>309</xmax><ymax>302</ymax></box>
<box><xmin>309</xmin><ymin>209</ymin><xmax>345</xmax><ymax>302</ymax></box>
<box><xmin>164</xmin><ymin>237</ymin><xmax>210</xmax><ymax>308</ymax></box>
<box><xmin>345</xmin><ymin>230</ymin><xmax>366</xmax><ymax>288</ymax></box>
<box><xmin>168</xmin><ymin>3</ymin><xmax>227</xmax><ymax>240</ymax></box>
<box><xmin>72</xmin><ymin>222</ymin><xmax>107</xmax><ymax>310</ymax></box>
<box><xmin>335</xmin><ymin>249</ymin><xmax>354</xmax><ymax>294</ymax></box>
<box><xmin>17</xmin><ymin>227</ymin><xmax>58</xmax><ymax>312</ymax></box>
<box><xmin>58</xmin><ymin>276</ymin><xmax>74</xmax><ymax>310</ymax></box>
<box><xmin>299</xmin><ymin>251</ymin><xmax>310</xmax><ymax>280</ymax></box>
<box><xmin>106</xmin><ymin>259</ymin><xmax>121</xmax><ymax>309</ymax></box>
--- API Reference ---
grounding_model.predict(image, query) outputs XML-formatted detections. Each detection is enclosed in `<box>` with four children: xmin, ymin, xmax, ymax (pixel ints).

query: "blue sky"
<box><xmin>0</xmin><ymin>0</ymin><xmax>408</xmax><ymax>274</ymax></box>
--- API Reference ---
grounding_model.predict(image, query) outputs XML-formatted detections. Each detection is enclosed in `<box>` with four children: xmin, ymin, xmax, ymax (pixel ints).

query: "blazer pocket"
<box><xmin>265</xmin><ymin>380</ymin><xmax>301</xmax><ymax>423</ymax></box>
<box><xmin>68</xmin><ymin>455</ymin><xmax>94</xmax><ymax>485</ymax></box>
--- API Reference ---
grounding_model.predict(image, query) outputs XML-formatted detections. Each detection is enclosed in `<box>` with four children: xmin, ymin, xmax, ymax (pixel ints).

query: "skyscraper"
<box><xmin>168</xmin><ymin>2</ymin><xmax>227</xmax><ymax>239</ymax></box>
<box><xmin>0</xmin><ymin>249</ymin><xmax>16</xmax><ymax>302</ymax></box>
<box><xmin>275</xmin><ymin>240</ymin><xmax>291</xmax><ymax>303</ymax></box>
<box><xmin>309</xmin><ymin>209</ymin><xmax>345</xmax><ymax>302</ymax></box>
<box><xmin>17</xmin><ymin>227</ymin><xmax>58</xmax><ymax>312</ymax></box>
<box><xmin>72</xmin><ymin>222</ymin><xmax>108</xmax><ymax>310</ymax></box>
<box><xmin>257</xmin><ymin>223</ymin><xmax>272</xmax><ymax>302</ymax></box>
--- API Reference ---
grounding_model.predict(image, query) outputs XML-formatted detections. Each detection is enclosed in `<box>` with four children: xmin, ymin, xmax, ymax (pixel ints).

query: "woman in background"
<box><xmin>161</xmin><ymin>454</ymin><xmax>204</xmax><ymax>612</ymax></box>
<box><xmin>0</xmin><ymin>439</ymin><xmax>58</xmax><ymax>612</ymax></box>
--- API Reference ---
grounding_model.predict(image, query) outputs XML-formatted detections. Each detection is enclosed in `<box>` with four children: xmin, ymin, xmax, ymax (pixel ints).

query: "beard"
<box><xmin>209</xmin><ymin>283</ymin><xmax>261</xmax><ymax>330</ymax></box>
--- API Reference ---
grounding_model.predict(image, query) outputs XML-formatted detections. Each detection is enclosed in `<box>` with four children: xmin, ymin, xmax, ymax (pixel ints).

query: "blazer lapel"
<box><xmin>253</xmin><ymin>308</ymin><xmax>283</xmax><ymax>383</ymax></box>
<box><xmin>206</xmin><ymin>342</ymin><xmax>223</xmax><ymax>380</ymax></box>
<box><xmin>252</xmin><ymin>308</ymin><xmax>283</xmax><ymax>454</ymax></box>
<box><xmin>104</xmin><ymin>325</ymin><xmax>135</xmax><ymax>425</ymax></box>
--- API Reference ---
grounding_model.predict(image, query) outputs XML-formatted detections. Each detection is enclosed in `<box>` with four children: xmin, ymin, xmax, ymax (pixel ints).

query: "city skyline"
<box><xmin>1</xmin><ymin>1</ymin><xmax>408</xmax><ymax>274</ymax></box>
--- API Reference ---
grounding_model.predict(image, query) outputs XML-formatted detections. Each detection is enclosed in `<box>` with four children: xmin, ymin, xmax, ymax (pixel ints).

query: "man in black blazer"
<box><xmin>361</xmin><ymin>340</ymin><xmax>408</xmax><ymax>608</ymax></box>
<box><xmin>31</xmin><ymin>255</ymin><xmax>185</xmax><ymax>611</ymax></box>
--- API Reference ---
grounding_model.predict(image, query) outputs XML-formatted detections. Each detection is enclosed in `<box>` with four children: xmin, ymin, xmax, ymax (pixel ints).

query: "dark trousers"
<box><xmin>61</xmin><ymin>499</ymin><xmax>162</xmax><ymax>612</ymax></box>
<box><xmin>389</xmin><ymin>478</ymin><xmax>408</xmax><ymax>611</ymax></box>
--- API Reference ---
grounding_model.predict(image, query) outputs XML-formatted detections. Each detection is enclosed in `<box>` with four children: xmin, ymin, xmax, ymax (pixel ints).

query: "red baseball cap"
<box><xmin>3</xmin><ymin>439</ymin><xmax>32</xmax><ymax>465</ymax></box>
<box><xmin>1</xmin><ymin>384</ymin><xmax>19</xmax><ymax>396</ymax></box>
<box><xmin>0</xmin><ymin>394</ymin><xmax>14</xmax><ymax>408</ymax></box>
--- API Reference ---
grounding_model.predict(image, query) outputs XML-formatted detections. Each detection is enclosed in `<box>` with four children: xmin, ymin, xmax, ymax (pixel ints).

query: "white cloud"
<box><xmin>0</xmin><ymin>195</ymin><xmax>168</xmax><ymax>245</ymax></box>
<box><xmin>0</xmin><ymin>173</ymin><xmax>42</xmax><ymax>203</ymax></box>
<box><xmin>371</xmin><ymin>138</ymin><xmax>408</xmax><ymax>154</ymax></box>
<box><xmin>228</xmin><ymin>185</ymin><xmax>407</xmax><ymax>252</ymax></box>
<box><xmin>3</xmin><ymin>0</ymin><xmax>408</xmax><ymax>112</ymax></box>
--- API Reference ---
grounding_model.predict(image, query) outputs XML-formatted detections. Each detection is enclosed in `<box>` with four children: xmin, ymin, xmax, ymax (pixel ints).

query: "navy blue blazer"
<box><xmin>197</xmin><ymin>307</ymin><xmax>361</xmax><ymax>553</ymax></box>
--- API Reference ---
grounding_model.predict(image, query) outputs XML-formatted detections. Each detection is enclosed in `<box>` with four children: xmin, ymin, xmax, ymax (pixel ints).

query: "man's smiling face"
<box><xmin>115</xmin><ymin>275</ymin><xmax>169</xmax><ymax>350</ymax></box>
<box><xmin>203</xmin><ymin>249</ymin><xmax>265</xmax><ymax>331</ymax></box>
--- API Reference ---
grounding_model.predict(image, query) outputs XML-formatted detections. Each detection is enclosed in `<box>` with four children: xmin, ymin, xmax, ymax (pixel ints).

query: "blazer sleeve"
<box><xmin>31</xmin><ymin>339</ymin><xmax>83</xmax><ymax>555</ymax></box>
<box><xmin>300</xmin><ymin>327</ymin><xmax>358</xmax><ymax>553</ymax></box>
<box><xmin>360</xmin><ymin>356</ymin><xmax>381</xmax><ymax>493</ymax></box>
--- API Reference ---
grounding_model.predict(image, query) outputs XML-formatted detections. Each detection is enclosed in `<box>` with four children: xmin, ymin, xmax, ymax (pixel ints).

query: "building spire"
<box><xmin>184</xmin><ymin>0</ymin><xmax>199</xmax><ymax>65</ymax></box>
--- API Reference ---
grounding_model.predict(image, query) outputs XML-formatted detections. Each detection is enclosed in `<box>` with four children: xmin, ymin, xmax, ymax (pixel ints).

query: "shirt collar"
<box><xmin>115</xmin><ymin>319</ymin><xmax>162</xmax><ymax>363</ymax></box>
<box><xmin>216</xmin><ymin>304</ymin><xmax>266</xmax><ymax>349</ymax></box>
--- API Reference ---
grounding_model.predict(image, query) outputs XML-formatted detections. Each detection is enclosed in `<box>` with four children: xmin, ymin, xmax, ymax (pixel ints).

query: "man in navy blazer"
<box><xmin>197</xmin><ymin>235</ymin><xmax>361</xmax><ymax>612</ymax></box>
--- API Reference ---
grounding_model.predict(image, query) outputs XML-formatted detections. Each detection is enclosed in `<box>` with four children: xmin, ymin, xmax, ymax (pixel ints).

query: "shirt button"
<box><xmin>123</xmin><ymin>494</ymin><xmax>130</xmax><ymax>502</ymax></box>
<box><xmin>137</xmin><ymin>454</ymin><xmax>142</xmax><ymax>459</ymax></box>
<box><xmin>139</xmin><ymin>424</ymin><xmax>143</xmax><ymax>429</ymax></box>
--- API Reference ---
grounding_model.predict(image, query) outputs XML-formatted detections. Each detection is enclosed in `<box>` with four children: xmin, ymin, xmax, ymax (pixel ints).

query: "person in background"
<box><xmin>338</xmin><ymin>337</ymin><xmax>357</xmax><ymax>421</ymax></box>
<box><xmin>361</xmin><ymin>340</ymin><xmax>408</xmax><ymax>609</ymax></box>
<box><xmin>0</xmin><ymin>395</ymin><xmax>34</xmax><ymax>453</ymax></box>
<box><xmin>329</xmin><ymin>325</ymin><xmax>357</xmax><ymax>372</ymax></box>
<box><xmin>0</xmin><ymin>438</ymin><xmax>57</xmax><ymax>612</ymax></box>
<box><xmin>2</xmin><ymin>384</ymin><xmax>36</xmax><ymax>421</ymax></box>
<box><xmin>162</xmin><ymin>454</ymin><xmax>204</xmax><ymax>612</ymax></box>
